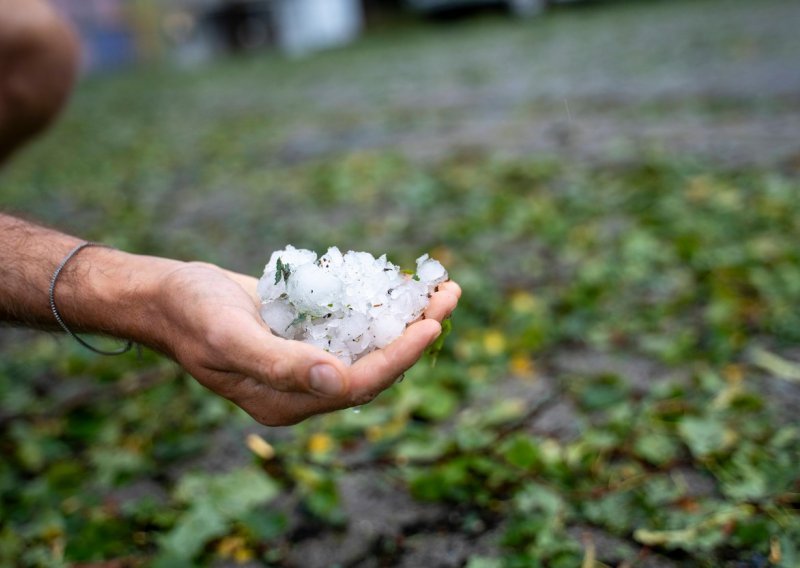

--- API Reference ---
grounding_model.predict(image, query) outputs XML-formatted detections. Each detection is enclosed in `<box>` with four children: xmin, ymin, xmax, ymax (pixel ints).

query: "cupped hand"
<box><xmin>152</xmin><ymin>262</ymin><xmax>460</xmax><ymax>426</ymax></box>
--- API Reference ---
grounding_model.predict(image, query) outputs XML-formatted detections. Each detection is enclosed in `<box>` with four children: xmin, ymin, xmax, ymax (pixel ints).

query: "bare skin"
<box><xmin>0</xmin><ymin>0</ymin><xmax>80</xmax><ymax>163</ymax></box>
<box><xmin>0</xmin><ymin>214</ymin><xmax>460</xmax><ymax>425</ymax></box>
<box><xmin>0</xmin><ymin>4</ymin><xmax>461</xmax><ymax>426</ymax></box>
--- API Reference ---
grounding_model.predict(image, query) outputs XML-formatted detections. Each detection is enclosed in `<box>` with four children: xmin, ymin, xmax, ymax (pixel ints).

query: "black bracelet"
<box><xmin>48</xmin><ymin>241</ymin><xmax>134</xmax><ymax>356</ymax></box>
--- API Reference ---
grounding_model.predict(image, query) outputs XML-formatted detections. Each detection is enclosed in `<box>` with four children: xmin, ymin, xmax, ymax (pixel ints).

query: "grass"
<box><xmin>1</xmin><ymin>0</ymin><xmax>799</xmax><ymax>565</ymax></box>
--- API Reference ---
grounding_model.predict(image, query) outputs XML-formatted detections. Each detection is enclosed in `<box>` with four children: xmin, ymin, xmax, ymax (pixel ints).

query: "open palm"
<box><xmin>152</xmin><ymin>262</ymin><xmax>460</xmax><ymax>425</ymax></box>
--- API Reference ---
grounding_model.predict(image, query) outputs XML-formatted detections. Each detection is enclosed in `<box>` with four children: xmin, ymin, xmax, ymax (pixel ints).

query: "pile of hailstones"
<box><xmin>257</xmin><ymin>246</ymin><xmax>448</xmax><ymax>365</ymax></box>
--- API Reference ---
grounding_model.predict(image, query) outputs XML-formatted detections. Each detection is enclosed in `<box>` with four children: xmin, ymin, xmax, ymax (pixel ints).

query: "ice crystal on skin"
<box><xmin>257</xmin><ymin>246</ymin><xmax>449</xmax><ymax>365</ymax></box>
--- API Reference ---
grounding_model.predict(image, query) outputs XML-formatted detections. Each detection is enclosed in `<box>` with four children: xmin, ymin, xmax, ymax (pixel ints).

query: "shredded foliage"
<box><xmin>1</xmin><ymin>1</ymin><xmax>799</xmax><ymax>565</ymax></box>
<box><xmin>274</xmin><ymin>257</ymin><xmax>291</xmax><ymax>285</ymax></box>
<box><xmin>426</xmin><ymin>318</ymin><xmax>453</xmax><ymax>366</ymax></box>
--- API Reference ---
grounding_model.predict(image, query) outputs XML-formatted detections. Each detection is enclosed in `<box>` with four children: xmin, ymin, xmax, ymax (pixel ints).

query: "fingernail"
<box><xmin>310</xmin><ymin>364</ymin><xmax>344</xmax><ymax>397</ymax></box>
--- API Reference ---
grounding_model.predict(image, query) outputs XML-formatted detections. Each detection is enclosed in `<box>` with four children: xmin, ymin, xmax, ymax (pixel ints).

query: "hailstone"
<box><xmin>258</xmin><ymin>246</ymin><xmax>449</xmax><ymax>365</ymax></box>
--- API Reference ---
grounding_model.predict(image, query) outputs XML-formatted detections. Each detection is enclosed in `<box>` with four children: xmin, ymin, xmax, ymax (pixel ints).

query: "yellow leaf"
<box><xmin>581</xmin><ymin>535</ymin><xmax>596</xmax><ymax>568</ymax></box>
<box><xmin>722</xmin><ymin>364</ymin><xmax>744</xmax><ymax>384</ymax></box>
<box><xmin>308</xmin><ymin>433</ymin><xmax>334</xmax><ymax>455</ymax></box>
<box><xmin>234</xmin><ymin>547</ymin><xmax>255</xmax><ymax>564</ymax></box>
<box><xmin>510</xmin><ymin>291</ymin><xmax>538</xmax><ymax>314</ymax></box>
<box><xmin>246</xmin><ymin>433</ymin><xmax>275</xmax><ymax>460</ymax></box>
<box><xmin>217</xmin><ymin>536</ymin><xmax>245</xmax><ymax>558</ymax></box>
<box><xmin>750</xmin><ymin>347</ymin><xmax>800</xmax><ymax>383</ymax></box>
<box><xmin>770</xmin><ymin>536</ymin><xmax>781</xmax><ymax>564</ymax></box>
<box><xmin>216</xmin><ymin>535</ymin><xmax>255</xmax><ymax>564</ymax></box>
<box><xmin>483</xmin><ymin>330</ymin><xmax>507</xmax><ymax>356</ymax></box>
<box><xmin>510</xmin><ymin>354</ymin><xmax>535</xmax><ymax>377</ymax></box>
<box><xmin>366</xmin><ymin>425</ymin><xmax>385</xmax><ymax>443</ymax></box>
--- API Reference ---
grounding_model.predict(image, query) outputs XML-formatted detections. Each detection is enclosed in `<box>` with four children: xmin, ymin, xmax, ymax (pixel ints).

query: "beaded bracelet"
<box><xmin>48</xmin><ymin>242</ymin><xmax>133</xmax><ymax>356</ymax></box>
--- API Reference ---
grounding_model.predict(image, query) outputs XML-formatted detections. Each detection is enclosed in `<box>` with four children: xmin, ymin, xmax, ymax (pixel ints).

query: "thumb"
<box><xmin>233</xmin><ymin>321</ymin><xmax>350</xmax><ymax>398</ymax></box>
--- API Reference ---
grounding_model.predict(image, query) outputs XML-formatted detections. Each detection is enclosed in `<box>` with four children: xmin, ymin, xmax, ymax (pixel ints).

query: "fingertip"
<box><xmin>440</xmin><ymin>280</ymin><xmax>462</xmax><ymax>298</ymax></box>
<box><xmin>423</xmin><ymin>290</ymin><xmax>459</xmax><ymax>322</ymax></box>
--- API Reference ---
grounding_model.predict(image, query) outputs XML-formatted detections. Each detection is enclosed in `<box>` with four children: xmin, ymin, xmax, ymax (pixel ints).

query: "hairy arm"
<box><xmin>0</xmin><ymin>214</ymin><xmax>461</xmax><ymax>425</ymax></box>
<box><xmin>0</xmin><ymin>213</ymin><xmax>177</xmax><ymax>344</ymax></box>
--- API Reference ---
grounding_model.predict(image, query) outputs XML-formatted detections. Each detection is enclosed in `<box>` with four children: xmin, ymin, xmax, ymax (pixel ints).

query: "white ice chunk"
<box><xmin>260</xmin><ymin>300</ymin><xmax>297</xmax><ymax>338</ymax></box>
<box><xmin>287</xmin><ymin>264</ymin><xmax>343</xmax><ymax>316</ymax></box>
<box><xmin>371</xmin><ymin>315</ymin><xmax>407</xmax><ymax>349</ymax></box>
<box><xmin>257</xmin><ymin>246</ymin><xmax>447</xmax><ymax>365</ymax></box>
<box><xmin>416</xmin><ymin>254</ymin><xmax>448</xmax><ymax>286</ymax></box>
<box><xmin>318</xmin><ymin>246</ymin><xmax>344</xmax><ymax>270</ymax></box>
<box><xmin>274</xmin><ymin>245</ymin><xmax>317</xmax><ymax>270</ymax></box>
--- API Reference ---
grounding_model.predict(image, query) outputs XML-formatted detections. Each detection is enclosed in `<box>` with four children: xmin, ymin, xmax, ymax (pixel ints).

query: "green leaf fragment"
<box><xmin>162</xmin><ymin>467</ymin><xmax>280</xmax><ymax>560</ymax></box>
<box><xmin>159</xmin><ymin>501</ymin><xmax>227</xmax><ymax>560</ymax></box>
<box><xmin>287</xmin><ymin>312</ymin><xmax>308</xmax><ymax>331</ymax></box>
<box><xmin>678</xmin><ymin>416</ymin><xmax>733</xmax><ymax>458</ymax></box>
<box><xmin>426</xmin><ymin>318</ymin><xmax>453</xmax><ymax>366</ymax></box>
<box><xmin>500</xmin><ymin>434</ymin><xmax>541</xmax><ymax>469</ymax></box>
<box><xmin>275</xmin><ymin>257</ymin><xmax>291</xmax><ymax>284</ymax></box>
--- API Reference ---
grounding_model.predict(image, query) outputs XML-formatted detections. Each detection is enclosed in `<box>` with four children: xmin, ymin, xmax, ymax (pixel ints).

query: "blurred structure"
<box><xmin>273</xmin><ymin>0</ymin><xmax>363</xmax><ymax>56</ymax></box>
<box><xmin>405</xmin><ymin>0</ymin><xmax>546</xmax><ymax>18</ymax></box>
<box><xmin>52</xmin><ymin>0</ymin><xmax>364</xmax><ymax>71</ymax></box>
<box><xmin>166</xmin><ymin>0</ymin><xmax>363</xmax><ymax>61</ymax></box>
<box><xmin>51</xmin><ymin>0</ymin><xmax>138</xmax><ymax>70</ymax></box>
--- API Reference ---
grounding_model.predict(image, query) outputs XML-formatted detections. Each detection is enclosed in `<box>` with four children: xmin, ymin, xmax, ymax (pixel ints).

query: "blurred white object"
<box><xmin>273</xmin><ymin>0</ymin><xmax>363</xmax><ymax>56</ymax></box>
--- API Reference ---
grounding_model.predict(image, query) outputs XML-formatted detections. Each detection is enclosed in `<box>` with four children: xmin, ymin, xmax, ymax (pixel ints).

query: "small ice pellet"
<box><xmin>371</xmin><ymin>315</ymin><xmax>406</xmax><ymax>349</ymax></box>
<box><xmin>258</xmin><ymin>246</ymin><xmax>448</xmax><ymax>365</ymax></box>
<box><xmin>416</xmin><ymin>254</ymin><xmax>448</xmax><ymax>286</ymax></box>
<box><xmin>287</xmin><ymin>264</ymin><xmax>343</xmax><ymax>316</ymax></box>
<box><xmin>260</xmin><ymin>300</ymin><xmax>296</xmax><ymax>336</ymax></box>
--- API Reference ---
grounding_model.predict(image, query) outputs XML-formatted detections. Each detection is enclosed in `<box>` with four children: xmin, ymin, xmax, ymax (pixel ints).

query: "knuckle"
<box><xmin>266</xmin><ymin>356</ymin><xmax>296</xmax><ymax>391</ymax></box>
<box><xmin>204</xmin><ymin>327</ymin><xmax>225</xmax><ymax>352</ymax></box>
<box><xmin>188</xmin><ymin>261</ymin><xmax>223</xmax><ymax>274</ymax></box>
<box><xmin>204</xmin><ymin>327</ymin><xmax>234</xmax><ymax>360</ymax></box>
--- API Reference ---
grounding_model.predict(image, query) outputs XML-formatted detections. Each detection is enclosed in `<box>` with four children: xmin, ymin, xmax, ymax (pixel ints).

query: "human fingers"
<box><xmin>423</xmin><ymin>283</ymin><xmax>460</xmax><ymax>322</ymax></box>
<box><xmin>439</xmin><ymin>280</ymin><xmax>462</xmax><ymax>298</ymax></box>
<box><xmin>346</xmin><ymin>318</ymin><xmax>442</xmax><ymax>405</ymax></box>
<box><xmin>206</xmin><ymin>315</ymin><xmax>350</xmax><ymax>399</ymax></box>
<box><xmin>264</xmin><ymin>318</ymin><xmax>443</xmax><ymax>417</ymax></box>
<box><xmin>203</xmin><ymin>319</ymin><xmax>441</xmax><ymax>424</ymax></box>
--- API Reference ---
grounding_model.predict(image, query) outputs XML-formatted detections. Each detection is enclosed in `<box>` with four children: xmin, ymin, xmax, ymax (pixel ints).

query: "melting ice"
<box><xmin>257</xmin><ymin>246</ymin><xmax>448</xmax><ymax>365</ymax></box>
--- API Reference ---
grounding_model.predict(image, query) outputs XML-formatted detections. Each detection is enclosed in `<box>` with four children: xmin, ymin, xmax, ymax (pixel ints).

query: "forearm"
<box><xmin>0</xmin><ymin>214</ymin><xmax>182</xmax><ymax>347</ymax></box>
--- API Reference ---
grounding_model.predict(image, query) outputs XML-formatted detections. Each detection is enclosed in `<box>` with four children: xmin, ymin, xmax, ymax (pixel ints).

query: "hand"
<box><xmin>151</xmin><ymin>262</ymin><xmax>461</xmax><ymax>426</ymax></box>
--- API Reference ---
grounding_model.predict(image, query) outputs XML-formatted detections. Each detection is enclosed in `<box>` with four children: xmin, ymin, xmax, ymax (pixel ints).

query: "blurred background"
<box><xmin>51</xmin><ymin>0</ymin><xmax>564</xmax><ymax>68</ymax></box>
<box><xmin>2</xmin><ymin>0</ymin><xmax>800</xmax><ymax>566</ymax></box>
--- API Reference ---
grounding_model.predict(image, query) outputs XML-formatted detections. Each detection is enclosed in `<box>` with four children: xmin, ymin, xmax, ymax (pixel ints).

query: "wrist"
<box><xmin>56</xmin><ymin>246</ymin><xmax>185</xmax><ymax>350</ymax></box>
